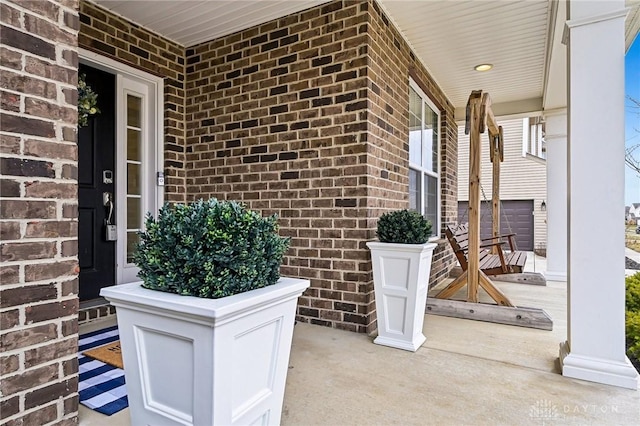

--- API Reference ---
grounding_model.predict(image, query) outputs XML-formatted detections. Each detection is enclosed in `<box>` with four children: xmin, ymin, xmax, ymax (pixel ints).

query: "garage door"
<box><xmin>457</xmin><ymin>200</ymin><xmax>534</xmax><ymax>251</ymax></box>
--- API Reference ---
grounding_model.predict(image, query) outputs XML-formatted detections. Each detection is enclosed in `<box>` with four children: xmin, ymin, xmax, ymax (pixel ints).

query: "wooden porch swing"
<box><xmin>426</xmin><ymin>90</ymin><xmax>552</xmax><ymax>330</ymax></box>
<box><xmin>444</xmin><ymin>222</ymin><xmax>527</xmax><ymax>278</ymax></box>
<box><xmin>444</xmin><ymin>98</ymin><xmax>546</xmax><ymax>285</ymax></box>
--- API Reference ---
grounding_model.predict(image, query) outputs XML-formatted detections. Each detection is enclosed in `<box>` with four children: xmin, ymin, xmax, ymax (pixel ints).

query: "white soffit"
<box><xmin>93</xmin><ymin>0</ymin><xmax>329</xmax><ymax>47</ymax></box>
<box><xmin>628</xmin><ymin>0</ymin><xmax>640</xmax><ymax>51</ymax></box>
<box><xmin>379</xmin><ymin>0</ymin><xmax>551</xmax><ymax>111</ymax></box>
<box><xmin>92</xmin><ymin>0</ymin><xmax>639</xmax><ymax>114</ymax></box>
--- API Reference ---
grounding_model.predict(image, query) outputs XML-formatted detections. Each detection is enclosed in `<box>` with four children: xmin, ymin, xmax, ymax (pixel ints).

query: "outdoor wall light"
<box><xmin>474</xmin><ymin>63</ymin><xmax>493</xmax><ymax>72</ymax></box>
<box><xmin>541</xmin><ymin>200</ymin><xmax>547</xmax><ymax>211</ymax></box>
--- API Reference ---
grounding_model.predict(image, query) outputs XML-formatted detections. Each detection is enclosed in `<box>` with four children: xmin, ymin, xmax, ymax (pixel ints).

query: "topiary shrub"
<box><xmin>134</xmin><ymin>199</ymin><xmax>290</xmax><ymax>299</ymax></box>
<box><xmin>376</xmin><ymin>209</ymin><xmax>432</xmax><ymax>244</ymax></box>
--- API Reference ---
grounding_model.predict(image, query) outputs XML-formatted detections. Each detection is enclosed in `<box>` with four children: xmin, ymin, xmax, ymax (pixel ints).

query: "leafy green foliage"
<box><xmin>376</xmin><ymin>209</ymin><xmax>432</xmax><ymax>244</ymax></box>
<box><xmin>77</xmin><ymin>74</ymin><xmax>100</xmax><ymax>127</ymax></box>
<box><xmin>134</xmin><ymin>199</ymin><xmax>290</xmax><ymax>298</ymax></box>
<box><xmin>626</xmin><ymin>272</ymin><xmax>640</xmax><ymax>312</ymax></box>
<box><xmin>627</xmin><ymin>311</ymin><xmax>640</xmax><ymax>360</ymax></box>
<box><xmin>626</xmin><ymin>273</ymin><xmax>640</xmax><ymax>361</ymax></box>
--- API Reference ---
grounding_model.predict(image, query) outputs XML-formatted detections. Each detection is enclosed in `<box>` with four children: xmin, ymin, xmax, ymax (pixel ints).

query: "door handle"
<box><xmin>103</xmin><ymin>192</ymin><xmax>117</xmax><ymax>241</ymax></box>
<box><xmin>103</xmin><ymin>192</ymin><xmax>114</xmax><ymax>224</ymax></box>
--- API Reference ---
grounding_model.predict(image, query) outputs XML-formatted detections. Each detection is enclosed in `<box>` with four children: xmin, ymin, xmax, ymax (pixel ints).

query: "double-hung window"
<box><xmin>408</xmin><ymin>81</ymin><xmax>440</xmax><ymax>234</ymax></box>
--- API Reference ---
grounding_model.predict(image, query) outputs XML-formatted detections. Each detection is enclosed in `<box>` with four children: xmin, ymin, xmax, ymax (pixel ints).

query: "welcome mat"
<box><xmin>78</xmin><ymin>326</ymin><xmax>128</xmax><ymax>415</ymax></box>
<box><xmin>83</xmin><ymin>340</ymin><xmax>124</xmax><ymax>369</ymax></box>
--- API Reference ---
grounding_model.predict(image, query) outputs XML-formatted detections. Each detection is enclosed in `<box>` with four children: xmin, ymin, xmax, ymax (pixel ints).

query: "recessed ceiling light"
<box><xmin>474</xmin><ymin>64</ymin><xmax>493</xmax><ymax>72</ymax></box>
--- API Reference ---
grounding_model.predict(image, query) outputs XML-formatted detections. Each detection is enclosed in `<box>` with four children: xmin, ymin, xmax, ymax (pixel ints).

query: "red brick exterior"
<box><xmin>367</xmin><ymin>0</ymin><xmax>458</xmax><ymax>287</ymax></box>
<box><xmin>1</xmin><ymin>0</ymin><xmax>458</xmax><ymax>420</ymax></box>
<box><xmin>184</xmin><ymin>0</ymin><xmax>457</xmax><ymax>333</ymax></box>
<box><xmin>77</xmin><ymin>0</ymin><xmax>457</xmax><ymax>335</ymax></box>
<box><xmin>1</xmin><ymin>0</ymin><xmax>81</xmax><ymax>424</ymax></box>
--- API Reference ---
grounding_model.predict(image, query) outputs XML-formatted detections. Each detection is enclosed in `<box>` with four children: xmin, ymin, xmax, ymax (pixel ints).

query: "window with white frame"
<box><xmin>523</xmin><ymin>116</ymin><xmax>546</xmax><ymax>160</ymax></box>
<box><xmin>408</xmin><ymin>81</ymin><xmax>440</xmax><ymax>233</ymax></box>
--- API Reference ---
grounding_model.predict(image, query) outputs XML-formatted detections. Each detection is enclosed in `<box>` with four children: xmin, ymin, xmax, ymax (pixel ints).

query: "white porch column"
<box><xmin>561</xmin><ymin>0</ymin><xmax>639</xmax><ymax>389</ymax></box>
<box><xmin>543</xmin><ymin>110</ymin><xmax>567</xmax><ymax>282</ymax></box>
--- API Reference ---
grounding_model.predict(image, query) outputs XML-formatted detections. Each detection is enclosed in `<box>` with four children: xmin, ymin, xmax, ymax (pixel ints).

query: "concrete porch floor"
<box><xmin>79</xmin><ymin>254</ymin><xmax>640</xmax><ymax>425</ymax></box>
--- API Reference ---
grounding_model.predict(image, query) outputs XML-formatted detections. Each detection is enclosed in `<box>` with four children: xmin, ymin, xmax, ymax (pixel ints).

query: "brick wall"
<box><xmin>185</xmin><ymin>1</ymin><xmax>373</xmax><ymax>332</ymax></box>
<box><xmin>0</xmin><ymin>1</ymin><xmax>453</xmax><ymax>423</ymax></box>
<box><xmin>74</xmin><ymin>0</ymin><xmax>456</xmax><ymax>335</ymax></box>
<box><xmin>184</xmin><ymin>0</ymin><xmax>457</xmax><ymax>333</ymax></box>
<box><xmin>78</xmin><ymin>304</ymin><xmax>116</xmax><ymax>325</ymax></box>
<box><xmin>0</xmin><ymin>0</ymin><xmax>81</xmax><ymax>424</ymax></box>
<box><xmin>78</xmin><ymin>0</ymin><xmax>187</xmax><ymax>203</ymax></box>
<box><xmin>366</xmin><ymin>0</ymin><xmax>458</xmax><ymax>287</ymax></box>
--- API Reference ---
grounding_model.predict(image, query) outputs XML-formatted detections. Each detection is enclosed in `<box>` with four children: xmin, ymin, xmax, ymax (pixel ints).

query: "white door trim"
<box><xmin>79</xmin><ymin>49</ymin><xmax>165</xmax><ymax>285</ymax></box>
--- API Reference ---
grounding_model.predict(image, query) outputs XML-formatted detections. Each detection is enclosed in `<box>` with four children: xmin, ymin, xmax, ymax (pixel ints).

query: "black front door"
<box><xmin>78</xmin><ymin>64</ymin><xmax>116</xmax><ymax>301</ymax></box>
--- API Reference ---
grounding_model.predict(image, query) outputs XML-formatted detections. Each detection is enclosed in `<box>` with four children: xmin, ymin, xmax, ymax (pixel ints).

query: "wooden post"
<box><xmin>438</xmin><ymin>91</ymin><xmax>514</xmax><ymax>308</ymax></box>
<box><xmin>466</xmin><ymin>91</ymin><xmax>510</xmax><ymax>305</ymax></box>
<box><xmin>482</xmin><ymin>94</ymin><xmax>500</xmax><ymax>136</ymax></box>
<box><xmin>467</xmin><ymin>92</ymin><xmax>483</xmax><ymax>303</ymax></box>
<box><xmin>491</xmin><ymin>128</ymin><xmax>503</xmax><ymax>253</ymax></box>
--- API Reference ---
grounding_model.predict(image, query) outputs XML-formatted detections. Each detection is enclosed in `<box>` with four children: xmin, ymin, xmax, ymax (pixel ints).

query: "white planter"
<box><xmin>367</xmin><ymin>241</ymin><xmax>437</xmax><ymax>352</ymax></box>
<box><xmin>100</xmin><ymin>277</ymin><xmax>309</xmax><ymax>426</ymax></box>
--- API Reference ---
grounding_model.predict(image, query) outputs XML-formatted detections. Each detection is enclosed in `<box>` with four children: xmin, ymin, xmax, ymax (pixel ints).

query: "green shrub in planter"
<box><xmin>376</xmin><ymin>209</ymin><xmax>432</xmax><ymax>244</ymax></box>
<box><xmin>134</xmin><ymin>199</ymin><xmax>290</xmax><ymax>298</ymax></box>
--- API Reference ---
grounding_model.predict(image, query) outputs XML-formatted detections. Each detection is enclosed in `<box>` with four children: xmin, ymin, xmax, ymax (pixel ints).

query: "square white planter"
<box><xmin>367</xmin><ymin>241</ymin><xmax>437</xmax><ymax>352</ymax></box>
<box><xmin>101</xmin><ymin>277</ymin><xmax>309</xmax><ymax>426</ymax></box>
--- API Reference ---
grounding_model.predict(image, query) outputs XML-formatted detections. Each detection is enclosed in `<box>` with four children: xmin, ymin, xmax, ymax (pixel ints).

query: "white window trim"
<box><xmin>409</xmin><ymin>79</ymin><xmax>441</xmax><ymax>238</ymax></box>
<box><xmin>121</xmin><ymin>80</ymin><xmax>150</xmax><ymax>271</ymax></box>
<box><xmin>522</xmin><ymin>116</ymin><xmax>547</xmax><ymax>162</ymax></box>
<box><xmin>522</xmin><ymin>118</ymin><xmax>529</xmax><ymax>158</ymax></box>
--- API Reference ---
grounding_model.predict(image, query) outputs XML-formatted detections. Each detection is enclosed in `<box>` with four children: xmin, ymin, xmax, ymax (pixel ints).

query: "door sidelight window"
<box><xmin>126</xmin><ymin>94</ymin><xmax>143</xmax><ymax>264</ymax></box>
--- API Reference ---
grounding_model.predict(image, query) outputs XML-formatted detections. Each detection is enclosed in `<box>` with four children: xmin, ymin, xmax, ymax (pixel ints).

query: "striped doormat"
<box><xmin>78</xmin><ymin>325</ymin><xmax>128</xmax><ymax>415</ymax></box>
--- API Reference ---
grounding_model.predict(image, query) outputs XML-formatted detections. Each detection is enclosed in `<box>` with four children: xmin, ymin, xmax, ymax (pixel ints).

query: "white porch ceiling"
<box><xmin>93</xmin><ymin>0</ymin><xmax>639</xmax><ymax>115</ymax></box>
<box><xmin>379</xmin><ymin>0</ymin><xmax>550</xmax><ymax>116</ymax></box>
<box><xmin>93</xmin><ymin>0</ymin><xmax>329</xmax><ymax>47</ymax></box>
